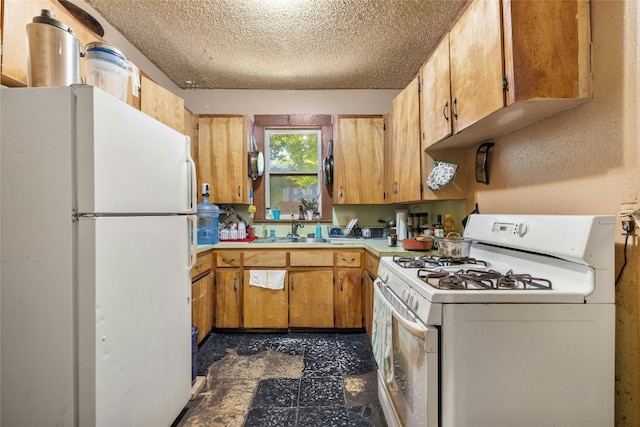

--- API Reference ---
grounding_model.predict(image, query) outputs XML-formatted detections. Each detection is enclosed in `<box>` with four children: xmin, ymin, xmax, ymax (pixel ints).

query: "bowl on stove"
<box><xmin>402</xmin><ymin>237</ymin><xmax>434</xmax><ymax>251</ymax></box>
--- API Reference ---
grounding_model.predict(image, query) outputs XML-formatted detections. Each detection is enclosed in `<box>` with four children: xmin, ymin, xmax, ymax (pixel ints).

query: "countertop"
<box><xmin>197</xmin><ymin>238</ymin><xmax>437</xmax><ymax>257</ymax></box>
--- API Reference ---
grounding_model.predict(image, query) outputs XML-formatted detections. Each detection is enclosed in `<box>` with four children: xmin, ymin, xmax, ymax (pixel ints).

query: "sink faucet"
<box><xmin>291</xmin><ymin>221</ymin><xmax>304</xmax><ymax>237</ymax></box>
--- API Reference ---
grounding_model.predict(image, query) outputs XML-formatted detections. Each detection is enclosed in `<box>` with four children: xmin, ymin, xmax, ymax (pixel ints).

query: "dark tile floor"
<box><xmin>175</xmin><ymin>332</ymin><xmax>387</xmax><ymax>427</ymax></box>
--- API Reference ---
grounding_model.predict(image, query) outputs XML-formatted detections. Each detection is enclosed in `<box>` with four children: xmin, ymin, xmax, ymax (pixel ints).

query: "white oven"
<box><xmin>372</xmin><ymin>214</ymin><xmax>616</xmax><ymax>427</ymax></box>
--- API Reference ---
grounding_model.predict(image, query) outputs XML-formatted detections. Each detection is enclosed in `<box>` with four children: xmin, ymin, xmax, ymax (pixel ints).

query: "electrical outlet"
<box><xmin>622</xmin><ymin>220</ymin><xmax>634</xmax><ymax>233</ymax></box>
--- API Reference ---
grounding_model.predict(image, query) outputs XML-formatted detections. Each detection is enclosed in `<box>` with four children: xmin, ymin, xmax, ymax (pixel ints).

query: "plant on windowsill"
<box><xmin>300</xmin><ymin>198</ymin><xmax>317</xmax><ymax>221</ymax></box>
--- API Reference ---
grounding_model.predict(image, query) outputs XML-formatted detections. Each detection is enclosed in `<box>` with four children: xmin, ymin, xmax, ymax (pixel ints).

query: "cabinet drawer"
<box><xmin>364</xmin><ymin>252</ymin><xmax>379</xmax><ymax>276</ymax></box>
<box><xmin>191</xmin><ymin>252</ymin><xmax>213</xmax><ymax>280</ymax></box>
<box><xmin>335</xmin><ymin>250</ymin><xmax>362</xmax><ymax>267</ymax></box>
<box><xmin>216</xmin><ymin>251</ymin><xmax>242</xmax><ymax>267</ymax></box>
<box><xmin>290</xmin><ymin>250</ymin><xmax>333</xmax><ymax>267</ymax></box>
<box><xmin>244</xmin><ymin>250</ymin><xmax>287</xmax><ymax>267</ymax></box>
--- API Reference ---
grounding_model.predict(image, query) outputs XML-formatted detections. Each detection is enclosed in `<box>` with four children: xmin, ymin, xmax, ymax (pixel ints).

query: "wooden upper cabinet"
<box><xmin>2</xmin><ymin>0</ymin><xmax>102</xmax><ymax>87</ymax></box>
<box><xmin>198</xmin><ymin>115</ymin><xmax>251</xmax><ymax>204</ymax></box>
<box><xmin>425</xmin><ymin>0</ymin><xmax>591</xmax><ymax>149</ymax></box>
<box><xmin>334</xmin><ymin>116</ymin><xmax>385</xmax><ymax>204</ymax></box>
<box><xmin>449</xmin><ymin>0</ymin><xmax>504</xmax><ymax>134</ymax></box>
<box><xmin>388</xmin><ymin>76</ymin><xmax>422</xmax><ymax>203</ymax></box>
<box><xmin>420</xmin><ymin>34</ymin><xmax>452</xmax><ymax>148</ymax></box>
<box><xmin>139</xmin><ymin>73</ymin><xmax>185</xmax><ymax>133</ymax></box>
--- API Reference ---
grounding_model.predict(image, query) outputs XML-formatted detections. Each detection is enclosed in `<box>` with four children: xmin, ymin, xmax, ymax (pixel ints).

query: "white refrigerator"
<box><xmin>1</xmin><ymin>85</ymin><xmax>197</xmax><ymax>426</ymax></box>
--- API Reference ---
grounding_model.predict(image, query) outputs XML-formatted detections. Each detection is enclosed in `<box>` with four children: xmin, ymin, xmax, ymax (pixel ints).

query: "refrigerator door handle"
<box><xmin>186</xmin><ymin>136</ymin><xmax>197</xmax><ymax>214</ymax></box>
<box><xmin>187</xmin><ymin>215</ymin><xmax>197</xmax><ymax>270</ymax></box>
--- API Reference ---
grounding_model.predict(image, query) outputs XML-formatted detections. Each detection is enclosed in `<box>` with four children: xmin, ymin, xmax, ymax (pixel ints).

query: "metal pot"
<box><xmin>27</xmin><ymin>9</ymin><xmax>83</xmax><ymax>87</ymax></box>
<box><xmin>437</xmin><ymin>232</ymin><xmax>472</xmax><ymax>259</ymax></box>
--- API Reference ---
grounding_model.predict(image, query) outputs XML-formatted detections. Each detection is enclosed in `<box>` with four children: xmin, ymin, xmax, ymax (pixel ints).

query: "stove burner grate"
<box><xmin>393</xmin><ymin>255</ymin><xmax>488</xmax><ymax>269</ymax></box>
<box><xmin>417</xmin><ymin>268</ymin><xmax>552</xmax><ymax>291</ymax></box>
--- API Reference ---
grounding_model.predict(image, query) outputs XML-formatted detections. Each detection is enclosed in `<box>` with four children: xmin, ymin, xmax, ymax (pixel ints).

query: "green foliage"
<box><xmin>269</xmin><ymin>132</ymin><xmax>318</xmax><ymax>172</ymax></box>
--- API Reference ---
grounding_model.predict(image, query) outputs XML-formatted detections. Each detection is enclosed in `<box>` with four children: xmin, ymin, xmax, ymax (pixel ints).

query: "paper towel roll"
<box><xmin>396</xmin><ymin>210</ymin><xmax>407</xmax><ymax>241</ymax></box>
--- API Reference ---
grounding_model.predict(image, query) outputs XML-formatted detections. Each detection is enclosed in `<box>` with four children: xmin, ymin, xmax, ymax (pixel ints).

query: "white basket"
<box><xmin>219</xmin><ymin>228</ymin><xmax>247</xmax><ymax>241</ymax></box>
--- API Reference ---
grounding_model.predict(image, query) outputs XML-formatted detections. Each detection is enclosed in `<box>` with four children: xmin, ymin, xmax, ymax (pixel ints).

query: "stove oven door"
<box><xmin>376</xmin><ymin>283</ymin><xmax>439</xmax><ymax>427</ymax></box>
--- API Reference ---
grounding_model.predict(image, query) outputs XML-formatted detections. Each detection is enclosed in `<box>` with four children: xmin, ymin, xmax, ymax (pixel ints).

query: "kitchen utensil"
<box><xmin>437</xmin><ymin>232</ymin><xmax>472</xmax><ymax>259</ymax></box>
<box><xmin>344</xmin><ymin>218</ymin><xmax>358</xmax><ymax>236</ymax></box>
<box><xmin>26</xmin><ymin>9</ymin><xmax>84</xmax><ymax>87</ymax></box>
<box><xmin>85</xmin><ymin>41</ymin><xmax>140</xmax><ymax>102</ymax></box>
<box><xmin>461</xmin><ymin>203</ymin><xmax>479</xmax><ymax>228</ymax></box>
<box><xmin>323</xmin><ymin>140</ymin><xmax>334</xmax><ymax>185</ymax></box>
<box><xmin>402</xmin><ymin>237</ymin><xmax>434</xmax><ymax>251</ymax></box>
<box><xmin>247</xmin><ymin>133</ymin><xmax>263</xmax><ymax>180</ymax></box>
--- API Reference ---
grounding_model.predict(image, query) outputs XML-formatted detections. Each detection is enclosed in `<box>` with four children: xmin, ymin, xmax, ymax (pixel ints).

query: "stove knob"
<box><xmin>409</xmin><ymin>293</ymin><xmax>419</xmax><ymax>311</ymax></box>
<box><xmin>401</xmin><ymin>288</ymin><xmax>409</xmax><ymax>301</ymax></box>
<box><xmin>516</xmin><ymin>223</ymin><xmax>528</xmax><ymax>237</ymax></box>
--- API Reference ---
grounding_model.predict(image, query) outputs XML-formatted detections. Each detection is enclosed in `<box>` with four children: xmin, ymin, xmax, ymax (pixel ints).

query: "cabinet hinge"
<box><xmin>417</xmin><ymin>80</ymin><xmax>421</xmax><ymax>93</ymax></box>
<box><xmin>420</xmin><ymin>182</ymin><xmax>424</xmax><ymax>194</ymax></box>
<box><xmin>502</xmin><ymin>75</ymin><xmax>509</xmax><ymax>91</ymax></box>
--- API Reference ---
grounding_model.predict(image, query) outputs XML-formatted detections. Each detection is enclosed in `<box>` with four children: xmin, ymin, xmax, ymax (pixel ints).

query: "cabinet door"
<box><xmin>289</xmin><ymin>270</ymin><xmax>334</xmax><ymax>328</ymax></box>
<box><xmin>242</xmin><ymin>270</ymin><xmax>288</xmax><ymax>328</ymax></box>
<box><xmin>2</xmin><ymin>0</ymin><xmax>101</xmax><ymax>87</ymax></box>
<box><xmin>192</xmin><ymin>272</ymin><xmax>213</xmax><ymax>343</ymax></box>
<box><xmin>215</xmin><ymin>269</ymin><xmax>242</xmax><ymax>328</ymax></box>
<box><xmin>334</xmin><ymin>116</ymin><xmax>385</xmax><ymax>204</ymax></box>
<box><xmin>449</xmin><ymin>0</ymin><xmax>504</xmax><ymax>133</ymax></box>
<box><xmin>334</xmin><ymin>269</ymin><xmax>363</xmax><ymax>329</ymax></box>
<box><xmin>198</xmin><ymin>116</ymin><xmax>249</xmax><ymax>204</ymax></box>
<box><xmin>420</xmin><ymin>34</ymin><xmax>453</xmax><ymax>149</ymax></box>
<box><xmin>390</xmin><ymin>77</ymin><xmax>422</xmax><ymax>203</ymax></box>
<box><xmin>140</xmin><ymin>74</ymin><xmax>185</xmax><ymax>133</ymax></box>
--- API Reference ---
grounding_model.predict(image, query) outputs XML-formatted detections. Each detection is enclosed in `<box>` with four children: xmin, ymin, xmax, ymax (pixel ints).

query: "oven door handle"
<box><xmin>391</xmin><ymin>308</ymin><xmax>426</xmax><ymax>340</ymax></box>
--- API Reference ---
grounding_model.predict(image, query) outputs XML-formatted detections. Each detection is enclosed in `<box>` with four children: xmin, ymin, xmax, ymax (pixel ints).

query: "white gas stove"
<box><xmin>373</xmin><ymin>214</ymin><xmax>616</xmax><ymax>427</ymax></box>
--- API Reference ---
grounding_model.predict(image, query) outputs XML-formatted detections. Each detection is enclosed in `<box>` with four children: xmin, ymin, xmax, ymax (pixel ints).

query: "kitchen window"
<box><xmin>265</xmin><ymin>129</ymin><xmax>321</xmax><ymax>220</ymax></box>
<box><xmin>252</xmin><ymin>115</ymin><xmax>332</xmax><ymax>222</ymax></box>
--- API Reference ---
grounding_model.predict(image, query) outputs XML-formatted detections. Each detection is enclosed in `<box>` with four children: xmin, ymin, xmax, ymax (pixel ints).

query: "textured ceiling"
<box><xmin>83</xmin><ymin>0</ymin><xmax>470</xmax><ymax>90</ymax></box>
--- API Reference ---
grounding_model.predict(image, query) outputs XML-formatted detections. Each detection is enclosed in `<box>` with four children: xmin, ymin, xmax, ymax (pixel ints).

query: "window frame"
<box><xmin>264</xmin><ymin>129</ymin><xmax>322</xmax><ymax>220</ymax></box>
<box><xmin>252</xmin><ymin>115</ymin><xmax>333</xmax><ymax>223</ymax></box>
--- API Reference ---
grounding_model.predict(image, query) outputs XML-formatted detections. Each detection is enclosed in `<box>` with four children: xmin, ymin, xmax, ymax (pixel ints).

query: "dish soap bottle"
<box><xmin>316</xmin><ymin>222</ymin><xmax>322</xmax><ymax>238</ymax></box>
<box><xmin>444</xmin><ymin>213</ymin><xmax>455</xmax><ymax>236</ymax></box>
<box><xmin>196</xmin><ymin>183</ymin><xmax>219</xmax><ymax>244</ymax></box>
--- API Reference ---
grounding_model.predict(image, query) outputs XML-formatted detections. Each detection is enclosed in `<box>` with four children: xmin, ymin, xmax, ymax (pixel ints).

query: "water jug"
<box><xmin>197</xmin><ymin>183</ymin><xmax>219</xmax><ymax>245</ymax></box>
<box><xmin>26</xmin><ymin>9</ymin><xmax>83</xmax><ymax>87</ymax></box>
<box><xmin>84</xmin><ymin>41</ymin><xmax>140</xmax><ymax>102</ymax></box>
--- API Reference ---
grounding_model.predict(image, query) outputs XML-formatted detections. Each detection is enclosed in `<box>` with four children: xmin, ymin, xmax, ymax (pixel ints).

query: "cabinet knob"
<box><xmin>339</xmin><ymin>277</ymin><xmax>344</xmax><ymax>291</ymax></box>
<box><xmin>443</xmin><ymin>101</ymin><xmax>449</xmax><ymax>121</ymax></box>
<box><xmin>222</xmin><ymin>258</ymin><xmax>235</xmax><ymax>264</ymax></box>
<box><xmin>452</xmin><ymin>97</ymin><xmax>458</xmax><ymax>119</ymax></box>
<box><xmin>342</xmin><ymin>257</ymin><xmax>355</xmax><ymax>263</ymax></box>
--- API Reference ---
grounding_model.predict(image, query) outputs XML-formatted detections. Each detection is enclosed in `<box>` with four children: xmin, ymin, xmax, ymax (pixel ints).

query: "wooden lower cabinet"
<box><xmin>334</xmin><ymin>269</ymin><xmax>363</xmax><ymax>328</ymax></box>
<box><xmin>242</xmin><ymin>270</ymin><xmax>288</xmax><ymax>328</ymax></box>
<box><xmin>215</xmin><ymin>268</ymin><xmax>242</xmax><ymax>328</ymax></box>
<box><xmin>289</xmin><ymin>270</ymin><xmax>334</xmax><ymax>328</ymax></box>
<box><xmin>192</xmin><ymin>272</ymin><xmax>214</xmax><ymax>343</ymax></box>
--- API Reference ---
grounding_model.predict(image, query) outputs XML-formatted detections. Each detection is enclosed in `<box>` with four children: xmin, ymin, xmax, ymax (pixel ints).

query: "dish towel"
<box><xmin>372</xmin><ymin>283</ymin><xmax>394</xmax><ymax>385</ymax></box>
<box><xmin>249</xmin><ymin>270</ymin><xmax>286</xmax><ymax>290</ymax></box>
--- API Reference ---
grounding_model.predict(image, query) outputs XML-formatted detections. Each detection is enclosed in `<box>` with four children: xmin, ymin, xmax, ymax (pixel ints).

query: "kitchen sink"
<box><xmin>251</xmin><ymin>237</ymin><xmax>330</xmax><ymax>244</ymax></box>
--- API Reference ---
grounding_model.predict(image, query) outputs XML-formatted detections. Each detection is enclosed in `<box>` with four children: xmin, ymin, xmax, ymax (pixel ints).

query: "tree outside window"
<box><xmin>265</xmin><ymin>130</ymin><xmax>321</xmax><ymax>219</ymax></box>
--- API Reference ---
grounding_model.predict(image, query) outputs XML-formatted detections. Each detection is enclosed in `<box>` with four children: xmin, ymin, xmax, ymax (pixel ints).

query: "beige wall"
<box><xmin>465</xmin><ymin>1</ymin><xmax>639</xmax><ymax>425</ymax></box>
